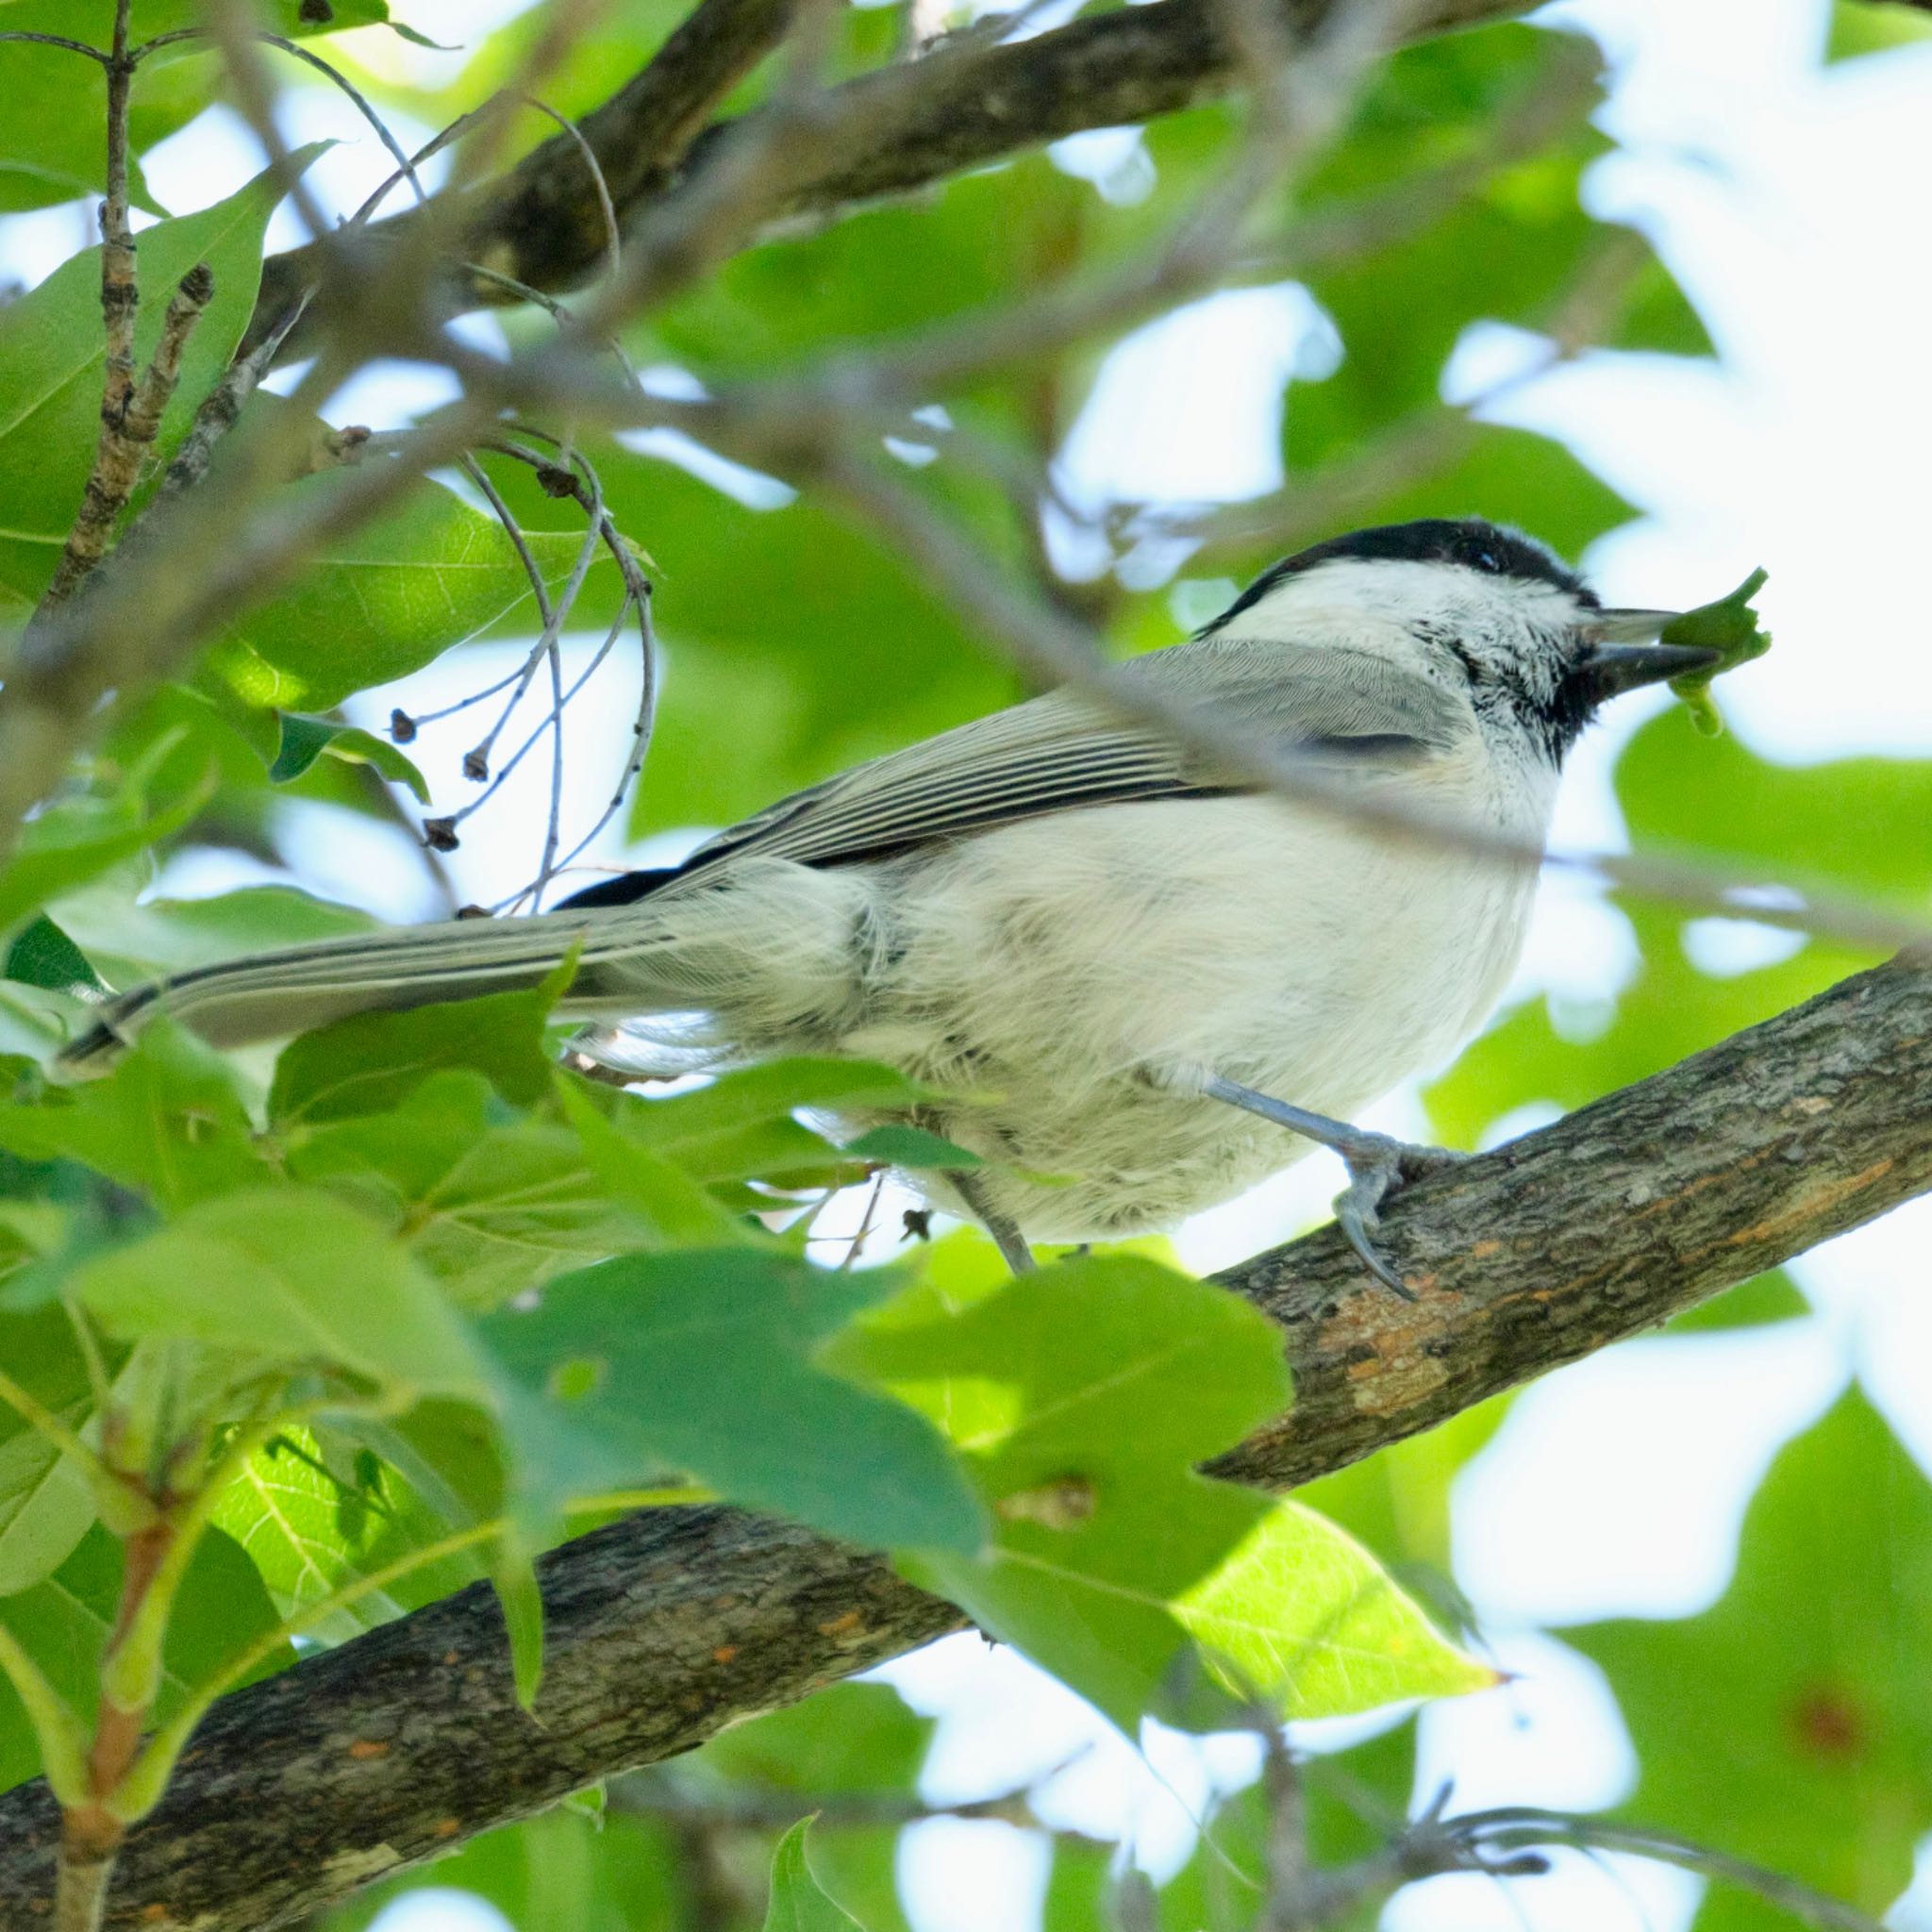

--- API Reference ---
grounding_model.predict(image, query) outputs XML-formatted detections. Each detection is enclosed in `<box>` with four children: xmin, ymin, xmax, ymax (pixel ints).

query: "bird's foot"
<box><xmin>1195</xmin><ymin>1074</ymin><xmax>1465</xmax><ymax>1298</ymax></box>
<box><xmin>1328</xmin><ymin>1133</ymin><xmax>1468</xmax><ymax>1301</ymax></box>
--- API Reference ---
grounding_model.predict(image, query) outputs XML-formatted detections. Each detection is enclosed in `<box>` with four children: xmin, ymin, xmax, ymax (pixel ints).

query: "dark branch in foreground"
<box><xmin>0</xmin><ymin>951</ymin><xmax>1925</xmax><ymax>1928</ymax></box>
<box><xmin>245</xmin><ymin>0</ymin><xmax>1526</xmax><ymax>350</ymax></box>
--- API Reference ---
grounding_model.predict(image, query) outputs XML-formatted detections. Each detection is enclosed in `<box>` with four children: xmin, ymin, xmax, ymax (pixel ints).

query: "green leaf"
<box><xmin>210</xmin><ymin>1424</ymin><xmax>486</xmax><ymax>1640</ymax></box>
<box><xmin>841</xmin><ymin>1124</ymin><xmax>986</xmax><ymax>1170</ymax></box>
<box><xmin>1619</xmin><ymin>707</ymin><xmax>1932</xmax><ymax>911</ymax></box>
<box><xmin>763</xmin><ymin>1819</ymin><xmax>866</xmax><ymax>1932</ymax></box>
<box><xmin>1826</xmin><ymin>0</ymin><xmax>1932</xmax><ymax>60</ymax></box>
<box><xmin>558</xmin><ymin>1077</ymin><xmax>757</xmax><ymax>1249</ymax></box>
<box><xmin>1662</xmin><ymin>568</ymin><xmax>1773</xmax><ymax>735</ymax></box>
<box><xmin>269</xmin><ymin>713</ymin><xmax>431</xmax><ymax>803</ymax></box>
<box><xmin>67</xmin><ymin>1187</ymin><xmax>493</xmax><ymax>1405</ymax></box>
<box><xmin>0</xmin><ymin>158</ymin><xmax>319</xmax><ymax>606</ymax></box>
<box><xmin>1568</xmin><ymin>1388</ymin><xmax>1932</xmax><ymax>1926</ymax></box>
<box><xmin>270</xmin><ymin>978</ymin><xmax>564</xmax><ymax>1125</ymax></box>
<box><xmin>288</xmin><ymin>1073</ymin><xmax>644</xmax><ymax>1309</ymax></box>
<box><xmin>1174</xmin><ymin>1499</ymin><xmax>1495</xmax><ymax>1718</ymax></box>
<box><xmin>0</xmin><ymin>1304</ymin><xmax>98</xmax><ymax>1594</ymax></box>
<box><xmin>0</xmin><ymin>767</ymin><xmax>213</xmax><ymax>936</ymax></box>
<box><xmin>0</xmin><ymin>1520</ymin><xmax>289</xmax><ymax>1796</ymax></box>
<box><xmin>200</xmin><ymin>474</ymin><xmax>608</xmax><ymax>711</ymax></box>
<box><xmin>50</xmin><ymin>879</ymin><xmax>376</xmax><ymax>993</ymax></box>
<box><xmin>829</xmin><ymin>1256</ymin><xmax>1293</xmax><ymax>1728</ymax></box>
<box><xmin>677</xmin><ymin>1682</ymin><xmax>931</xmax><ymax>1932</ymax></box>
<box><xmin>480</xmin><ymin>1248</ymin><xmax>985</xmax><ymax>1555</ymax></box>
<box><xmin>0</xmin><ymin>1019</ymin><xmax>263</xmax><ymax>1211</ymax></box>
<box><xmin>4</xmin><ymin>916</ymin><xmax>106</xmax><ymax>1001</ymax></box>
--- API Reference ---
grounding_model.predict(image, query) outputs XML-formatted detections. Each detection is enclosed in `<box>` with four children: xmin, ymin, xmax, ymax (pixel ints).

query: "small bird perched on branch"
<box><xmin>56</xmin><ymin>517</ymin><xmax>1715</xmax><ymax>1291</ymax></box>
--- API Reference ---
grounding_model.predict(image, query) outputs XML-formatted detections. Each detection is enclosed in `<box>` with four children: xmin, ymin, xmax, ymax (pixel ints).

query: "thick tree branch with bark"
<box><xmin>244</xmin><ymin>0</ymin><xmax>1527</xmax><ymax>348</ymax></box>
<box><xmin>0</xmin><ymin>951</ymin><xmax>1925</xmax><ymax>1930</ymax></box>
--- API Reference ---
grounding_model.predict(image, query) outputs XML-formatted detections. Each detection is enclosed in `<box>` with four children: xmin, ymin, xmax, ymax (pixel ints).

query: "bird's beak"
<box><xmin>1575</xmin><ymin>609</ymin><xmax>1720</xmax><ymax>702</ymax></box>
<box><xmin>1589</xmin><ymin>606</ymin><xmax>1682</xmax><ymax>644</ymax></box>
<box><xmin>1576</xmin><ymin>639</ymin><xmax>1724</xmax><ymax>703</ymax></box>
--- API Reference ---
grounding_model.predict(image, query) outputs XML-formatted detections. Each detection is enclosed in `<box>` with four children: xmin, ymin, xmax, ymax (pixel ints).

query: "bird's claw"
<box><xmin>1329</xmin><ymin>1136</ymin><xmax>1469</xmax><ymax>1300</ymax></box>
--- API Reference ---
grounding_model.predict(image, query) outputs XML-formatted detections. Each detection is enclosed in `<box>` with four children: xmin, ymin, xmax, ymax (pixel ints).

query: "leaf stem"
<box><xmin>0</xmin><ymin>1363</ymin><xmax>128</xmax><ymax>1515</ymax></box>
<box><xmin>0</xmin><ymin>1622</ymin><xmax>90</xmax><ymax>1805</ymax></box>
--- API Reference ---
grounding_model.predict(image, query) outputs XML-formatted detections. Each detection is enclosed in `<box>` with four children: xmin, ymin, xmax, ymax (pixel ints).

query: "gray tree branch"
<box><xmin>0</xmin><ymin>951</ymin><xmax>1925</xmax><ymax>1930</ymax></box>
<box><xmin>244</xmin><ymin>0</ymin><xmax>1527</xmax><ymax>350</ymax></box>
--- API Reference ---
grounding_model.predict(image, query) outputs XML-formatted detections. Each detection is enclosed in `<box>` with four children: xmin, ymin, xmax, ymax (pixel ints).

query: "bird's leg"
<box><xmin>1198</xmin><ymin>1074</ymin><xmax>1468</xmax><ymax>1300</ymax></box>
<box><xmin>948</xmin><ymin>1170</ymin><xmax>1037</xmax><ymax>1276</ymax></box>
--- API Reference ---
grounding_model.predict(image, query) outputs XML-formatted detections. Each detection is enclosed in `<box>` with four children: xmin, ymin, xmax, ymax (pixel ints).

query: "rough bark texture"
<box><xmin>0</xmin><ymin>953</ymin><xmax>1926</xmax><ymax>1929</ymax></box>
<box><xmin>245</xmin><ymin>0</ymin><xmax>1528</xmax><ymax>347</ymax></box>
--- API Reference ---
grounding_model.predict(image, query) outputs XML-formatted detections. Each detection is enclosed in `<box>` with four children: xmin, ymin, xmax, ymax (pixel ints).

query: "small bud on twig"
<box><xmin>389</xmin><ymin>709</ymin><xmax>417</xmax><ymax>743</ymax></box>
<box><xmin>424</xmin><ymin>818</ymin><xmax>460</xmax><ymax>853</ymax></box>
<box><xmin>462</xmin><ymin>749</ymin><xmax>490</xmax><ymax>782</ymax></box>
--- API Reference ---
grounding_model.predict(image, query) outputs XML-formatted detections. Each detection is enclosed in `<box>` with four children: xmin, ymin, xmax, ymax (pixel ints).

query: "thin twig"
<box><xmin>0</xmin><ymin>32</ymin><xmax>110</xmax><ymax>61</ymax></box>
<box><xmin>36</xmin><ymin>0</ymin><xmax>138</xmax><ymax>619</ymax></box>
<box><xmin>39</xmin><ymin>261</ymin><xmax>214</xmax><ymax>609</ymax></box>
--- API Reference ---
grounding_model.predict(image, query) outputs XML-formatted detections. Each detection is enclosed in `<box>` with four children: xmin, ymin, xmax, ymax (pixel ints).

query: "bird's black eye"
<box><xmin>1474</xmin><ymin>548</ymin><xmax>1502</xmax><ymax>573</ymax></box>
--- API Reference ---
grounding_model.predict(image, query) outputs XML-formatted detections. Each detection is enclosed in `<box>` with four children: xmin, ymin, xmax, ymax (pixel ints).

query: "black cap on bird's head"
<box><xmin>1202</xmin><ymin>515</ymin><xmax>1720</xmax><ymax>759</ymax></box>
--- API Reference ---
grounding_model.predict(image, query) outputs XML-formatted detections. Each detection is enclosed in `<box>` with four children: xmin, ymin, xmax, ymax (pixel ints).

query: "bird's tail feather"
<box><xmin>51</xmin><ymin>904</ymin><xmax>662</xmax><ymax>1079</ymax></box>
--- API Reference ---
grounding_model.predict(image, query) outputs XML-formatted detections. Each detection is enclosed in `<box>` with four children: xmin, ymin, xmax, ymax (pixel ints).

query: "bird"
<box><xmin>54</xmin><ymin>516</ymin><xmax>1717</xmax><ymax>1291</ymax></box>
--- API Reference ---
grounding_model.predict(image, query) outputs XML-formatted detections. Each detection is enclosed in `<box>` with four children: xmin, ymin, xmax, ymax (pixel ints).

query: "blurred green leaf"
<box><xmin>51</xmin><ymin>879</ymin><xmax>375</xmax><ymax>995</ymax></box>
<box><xmin>0</xmin><ymin>157</ymin><xmax>316</xmax><ymax>605</ymax></box>
<box><xmin>1826</xmin><ymin>1</ymin><xmax>1932</xmax><ymax>60</ymax></box>
<box><xmin>288</xmin><ymin>1072</ymin><xmax>652</xmax><ymax>1307</ymax></box>
<box><xmin>481</xmin><ymin>1248</ymin><xmax>985</xmax><ymax>1554</ymax></box>
<box><xmin>1620</xmin><ymin>707</ymin><xmax>1932</xmax><ymax>908</ymax></box>
<box><xmin>0</xmin><ymin>3</ymin><xmax>372</xmax><ymax>214</ymax></box>
<box><xmin>0</xmin><ymin>1521</ymin><xmax>289</xmax><ymax>1795</ymax></box>
<box><xmin>763</xmin><ymin>1818</ymin><xmax>865</xmax><ymax>1932</ymax></box>
<box><xmin>671</xmin><ymin>1683</ymin><xmax>934</xmax><ymax>1932</ymax></box>
<box><xmin>1665</xmin><ymin>1269</ymin><xmax>1809</xmax><ymax>1335</ymax></box>
<box><xmin>0</xmin><ymin>1304</ymin><xmax>98</xmax><ymax>1594</ymax></box>
<box><xmin>67</xmin><ymin>1186</ymin><xmax>493</xmax><ymax>1405</ymax></box>
<box><xmin>317</xmin><ymin>1806</ymin><xmax>682</xmax><ymax>1932</ymax></box>
<box><xmin>0</xmin><ymin>768</ymin><xmax>212</xmax><ymax>938</ymax></box>
<box><xmin>841</xmin><ymin>1124</ymin><xmax>986</xmax><ymax>1170</ymax></box>
<box><xmin>1569</xmin><ymin>1389</ymin><xmax>1932</xmax><ymax>1927</ymax></box>
<box><xmin>558</xmin><ymin>1076</ymin><xmax>756</xmax><ymax>1249</ymax></box>
<box><xmin>269</xmin><ymin>713</ymin><xmax>430</xmax><ymax>803</ymax></box>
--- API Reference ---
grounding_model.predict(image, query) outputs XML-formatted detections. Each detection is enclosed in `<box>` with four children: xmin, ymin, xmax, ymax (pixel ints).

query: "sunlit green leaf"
<box><xmin>201</xmin><ymin>475</ymin><xmax>608</xmax><ymax>711</ymax></box>
<box><xmin>829</xmin><ymin>1256</ymin><xmax>1294</xmax><ymax>1728</ymax></box>
<box><xmin>1174</xmin><ymin>1499</ymin><xmax>1494</xmax><ymax>1717</ymax></box>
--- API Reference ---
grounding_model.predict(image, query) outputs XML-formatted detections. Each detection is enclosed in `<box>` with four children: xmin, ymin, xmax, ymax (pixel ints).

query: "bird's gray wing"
<box><xmin>677</xmin><ymin>639</ymin><xmax>1463</xmax><ymax>876</ymax></box>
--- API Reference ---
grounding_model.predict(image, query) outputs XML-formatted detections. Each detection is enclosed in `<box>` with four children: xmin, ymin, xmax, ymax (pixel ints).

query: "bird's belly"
<box><xmin>839</xmin><ymin>793</ymin><xmax>1538</xmax><ymax>1239</ymax></box>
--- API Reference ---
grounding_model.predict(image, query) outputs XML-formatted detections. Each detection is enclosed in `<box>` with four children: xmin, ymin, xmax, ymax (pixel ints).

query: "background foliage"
<box><xmin>0</xmin><ymin>0</ymin><xmax>1927</xmax><ymax>1928</ymax></box>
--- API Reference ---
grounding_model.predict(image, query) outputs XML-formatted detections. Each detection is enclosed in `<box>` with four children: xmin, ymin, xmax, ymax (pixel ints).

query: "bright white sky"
<box><xmin>5</xmin><ymin>0</ymin><xmax>1929</xmax><ymax>1926</ymax></box>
